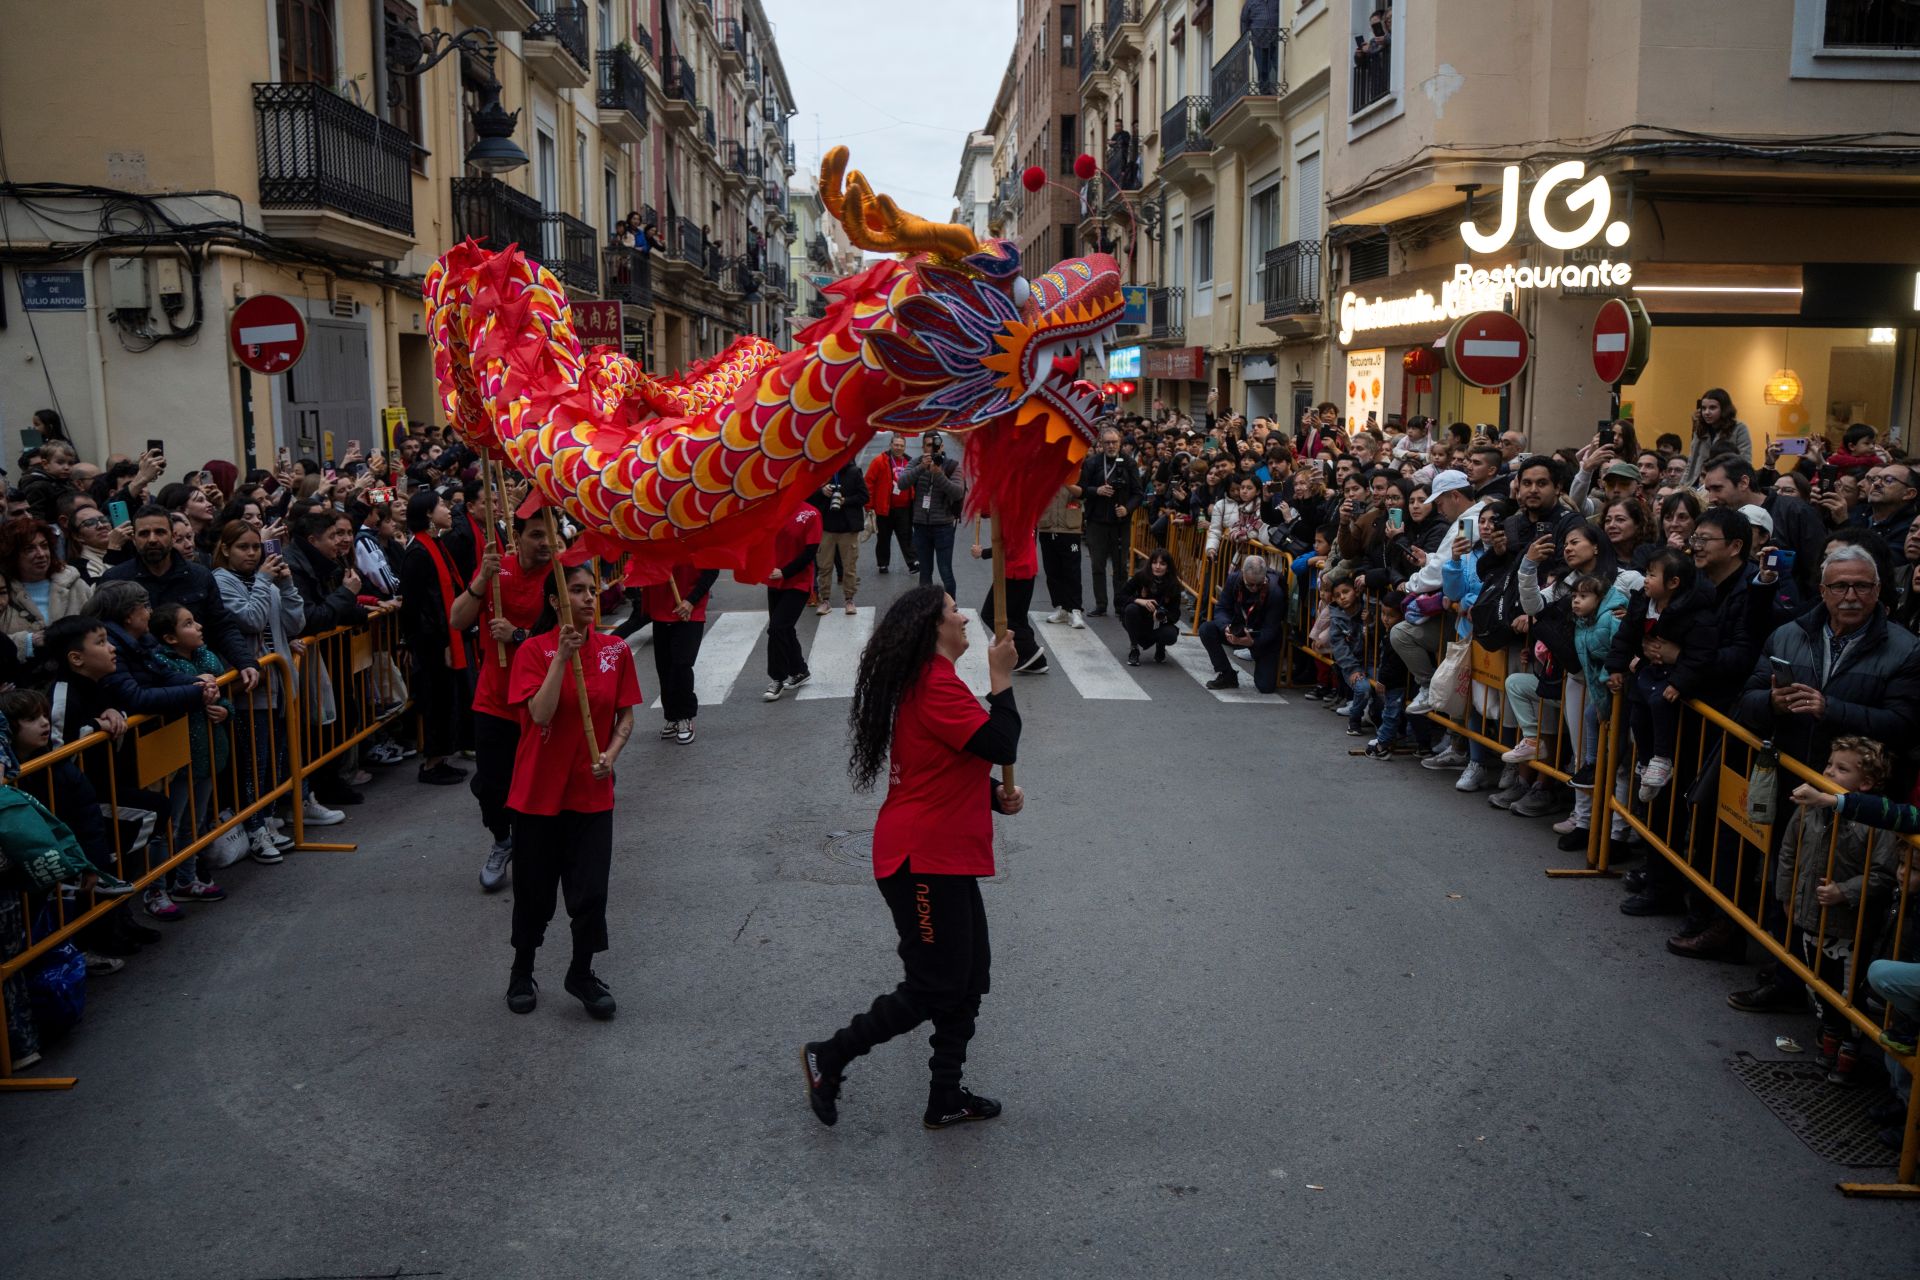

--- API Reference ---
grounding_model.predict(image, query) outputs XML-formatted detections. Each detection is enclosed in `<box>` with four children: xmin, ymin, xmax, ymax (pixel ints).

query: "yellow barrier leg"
<box><xmin>1838</xmin><ymin>1074</ymin><xmax>1920</xmax><ymax>1198</ymax></box>
<box><xmin>1547</xmin><ymin>699</ymin><xmax>1622</xmax><ymax>879</ymax></box>
<box><xmin>0</xmin><ymin>1074</ymin><xmax>78</xmax><ymax>1092</ymax></box>
<box><xmin>284</xmin><ymin>638</ymin><xmax>356</xmax><ymax>853</ymax></box>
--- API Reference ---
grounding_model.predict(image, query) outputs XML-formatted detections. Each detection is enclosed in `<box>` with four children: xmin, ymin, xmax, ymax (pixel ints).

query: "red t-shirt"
<box><xmin>507</xmin><ymin>628</ymin><xmax>643</xmax><ymax>816</ymax></box>
<box><xmin>772</xmin><ymin>505</ymin><xmax>822</xmax><ymax>594</ymax></box>
<box><xmin>1000</xmin><ymin>528</ymin><xmax>1038</xmax><ymax>579</ymax></box>
<box><xmin>472</xmin><ymin>553</ymin><xmax>554</xmax><ymax>720</ymax></box>
<box><xmin>871</xmin><ymin>656</ymin><xmax>994</xmax><ymax>878</ymax></box>
<box><xmin>641</xmin><ymin>565</ymin><xmax>710</xmax><ymax>624</ymax></box>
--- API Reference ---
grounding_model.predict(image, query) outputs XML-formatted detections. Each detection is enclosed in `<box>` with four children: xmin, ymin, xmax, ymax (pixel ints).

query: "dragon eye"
<box><xmin>1011</xmin><ymin>275</ymin><xmax>1031</xmax><ymax>308</ymax></box>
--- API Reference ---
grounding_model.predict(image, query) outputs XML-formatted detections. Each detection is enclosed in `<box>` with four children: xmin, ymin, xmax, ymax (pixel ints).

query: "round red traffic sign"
<box><xmin>1445</xmin><ymin>310</ymin><xmax>1531</xmax><ymax>389</ymax></box>
<box><xmin>229</xmin><ymin>295</ymin><xmax>307</xmax><ymax>375</ymax></box>
<box><xmin>1592</xmin><ymin>298</ymin><xmax>1633</xmax><ymax>383</ymax></box>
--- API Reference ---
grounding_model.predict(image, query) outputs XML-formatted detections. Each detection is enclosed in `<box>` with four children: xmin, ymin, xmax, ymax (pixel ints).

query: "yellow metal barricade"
<box><xmin>286</xmin><ymin>606</ymin><xmax>408</xmax><ymax>853</ymax></box>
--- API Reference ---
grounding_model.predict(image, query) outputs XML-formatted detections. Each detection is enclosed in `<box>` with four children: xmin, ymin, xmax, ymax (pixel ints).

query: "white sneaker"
<box><xmin>1455</xmin><ymin>761</ymin><xmax>1495</xmax><ymax>792</ymax></box>
<box><xmin>660</xmin><ymin>720</ymin><xmax>680</xmax><ymax>739</ymax></box>
<box><xmin>1421</xmin><ymin>746</ymin><xmax>1469</xmax><ymax>771</ymax></box>
<box><xmin>302</xmin><ymin>795</ymin><xmax>345</xmax><ymax>827</ymax></box>
<box><xmin>1502</xmin><ymin>737</ymin><xmax>1541</xmax><ymax>764</ymax></box>
<box><xmin>247</xmin><ymin>827</ymin><xmax>284</xmax><ymax>864</ymax></box>
<box><xmin>1045</xmin><ymin>607</ymin><xmax>1069</xmax><ymax>625</ymax></box>
<box><xmin>763</xmin><ymin>680</ymin><xmax>785</xmax><ymax>702</ymax></box>
<box><xmin>1406</xmin><ymin>686</ymin><xmax>1436</xmax><ymax>716</ymax></box>
<box><xmin>1068</xmin><ymin>610</ymin><xmax>1087</xmax><ymax>629</ymax></box>
<box><xmin>1637</xmin><ymin>756</ymin><xmax>1674</xmax><ymax>801</ymax></box>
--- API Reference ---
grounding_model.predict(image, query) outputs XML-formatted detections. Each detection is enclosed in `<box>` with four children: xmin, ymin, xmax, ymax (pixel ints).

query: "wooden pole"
<box><xmin>542</xmin><ymin>506</ymin><xmax>603</xmax><ymax>768</ymax></box>
<box><xmin>990</xmin><ymin>508</ymin><xmax>1014</xmax><ymax>789</ymax></box>
<box><xmin>479</xmin><ymin>450</ymin><xmax>507</xmax><ymax>666</ymax></box>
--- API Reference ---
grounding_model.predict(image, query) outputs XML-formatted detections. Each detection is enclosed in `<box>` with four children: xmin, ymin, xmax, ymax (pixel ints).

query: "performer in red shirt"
<box><xmin>504</xmin><ymin>563</ymin><xmax>641</xmax><ymax>1020</ymax></box>
<box><xmin>448</xmin><ymin>512</ymin><xmax>555</xmax><ymax>891</ymax></box>
<box><xmin>970</xmin><ymin>519</ymin><xmax>1048</xmax><ymax>674</ymax></box>
<box><xmin>761</xmin><ymin>503</ymin><xmax>820</xmax><ymax>702</ymax></box>
<box><xmin>801</xmin><ymin>586</ymin><xmax>1025</xmax><ymax>1129</ymax></box>
<box><xmin>642</xmin><ymin>563</ymin><xmax>719</xmax><ymax>744</ymax></box>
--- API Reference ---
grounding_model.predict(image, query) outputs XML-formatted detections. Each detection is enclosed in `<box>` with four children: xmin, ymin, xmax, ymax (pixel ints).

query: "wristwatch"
<box><xmin>510</xmin><ymin>628</ymin><xmax>528</xmax><ymax>644</ymax></box>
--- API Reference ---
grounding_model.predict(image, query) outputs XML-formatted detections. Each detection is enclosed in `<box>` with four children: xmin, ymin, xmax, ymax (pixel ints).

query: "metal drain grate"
<box><xmin>1728</xmin><ymin>1053</ymin><xmax>1898</xmax><ymax>1168</ymax></box>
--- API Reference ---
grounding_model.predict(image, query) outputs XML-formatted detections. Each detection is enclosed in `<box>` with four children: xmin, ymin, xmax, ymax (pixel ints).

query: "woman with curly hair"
<box><xmin>801</xmin><ymin>586</ymin><xmax>1024</xmax><ymax>1131</ymax></box>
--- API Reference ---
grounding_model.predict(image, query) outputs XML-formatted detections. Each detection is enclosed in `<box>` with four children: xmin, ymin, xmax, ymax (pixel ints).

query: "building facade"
<box><xmin>1002</xmin><ymin>1</ymin><xmax>1082</xmax><ymax>276</ymax></box>
<box><xmin>1076</xmin><ymin>0</ymin><xmax>1332</xmax><ymax>424</ymax></box>
<box><xmin>0</xmin><ymin>0</ymin><xmax>798</xmax><ymax>472</ymax></box>
<box><xmin>1324</xmin><ymin>0</ymin><xmax>1920</xmax><ymax>452</ymax></box>
<box><xmin>951</xmin><ymin>131</ymin><xmax>997</xmax><ymax>239</ymax></box>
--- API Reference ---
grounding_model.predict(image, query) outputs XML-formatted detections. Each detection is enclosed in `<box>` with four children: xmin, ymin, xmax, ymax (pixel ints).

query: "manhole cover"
<box><xmin>1728</xmin><ymin>1053</ymin><xmax>1898</xmax><ymax>1167</ymax></box>
<box><xmin>823</xmin><ymin>829</ymin><xmax>873</xmax><ymax>869</ymax></box>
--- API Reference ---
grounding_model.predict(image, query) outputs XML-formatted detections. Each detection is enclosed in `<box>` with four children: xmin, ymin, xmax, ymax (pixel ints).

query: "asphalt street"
<box><xmin>1</xmin><ymin>544</ymin><xmax>1908</xmax><ymax>1279</ymax></box>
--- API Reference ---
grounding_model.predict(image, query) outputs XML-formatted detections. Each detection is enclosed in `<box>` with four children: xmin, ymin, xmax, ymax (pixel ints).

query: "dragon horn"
<box><xmin>820</xmin><ymin>145</ymin><xmax>979</xmax><ymax>262</ymax></box>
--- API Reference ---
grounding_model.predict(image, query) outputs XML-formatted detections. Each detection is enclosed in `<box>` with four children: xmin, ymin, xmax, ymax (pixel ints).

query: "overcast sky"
<box><xmin>762</xmin><ymin>0</ymin><xmax>1015</xmax><ymax>220</ymax></box>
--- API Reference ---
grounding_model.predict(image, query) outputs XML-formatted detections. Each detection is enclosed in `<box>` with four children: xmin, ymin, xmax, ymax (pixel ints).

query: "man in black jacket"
<box><xmin>1501</xmin><ymin>455</ymin><xmax>1584</xmax><ymax>577</ymax></box>
<box><xmin>1198</xmin><ymin>553</ymin><xmax>1286</xmax><ymax>693</ymax></box>
<box><xmin>397</xmin><ymin>490</ymin><xmax>471</xmax><ymax>786</ymax></box>
<box><xmin>813</xmin><ymin>459</ymin><xmax>868</xmax><ymax>615</ymax></box>
<box><xmin>103</xmin><ymin>506</ymin><xmax>259</xmax><ymax>694</ymax></box>
<box><xmin>1702</xmin><ymin>457</ymin><xmax>1824</xmax><ymax>595</ymax></box>
<box><xmin>283</xmin><ymin>505</ymin><xmax>370</xmax><ymax>808</ymax></box>
<box><xmin>1078</xmin><ymin>426</ymin><xmax>1138</xmax><ymax>616</ymax></box>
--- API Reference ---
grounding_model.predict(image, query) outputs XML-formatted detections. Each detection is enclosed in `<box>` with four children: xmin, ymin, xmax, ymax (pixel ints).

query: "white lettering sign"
<box><xmin>1337</xmin><ymin>260</ymin><xmax>1634</xmax><ymax>344</ymax></box>
<box><xmin>1461</xmin><ymin>162</ymin><xmax>1631</xmax><ymax>255</ymax></box>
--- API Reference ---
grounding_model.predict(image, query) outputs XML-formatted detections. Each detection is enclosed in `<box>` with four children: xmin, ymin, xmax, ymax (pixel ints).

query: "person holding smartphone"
<box><xmin>1682</xmin><ymin>388</ymin><xmax>1752</xmax><ymax>487</ymax></box>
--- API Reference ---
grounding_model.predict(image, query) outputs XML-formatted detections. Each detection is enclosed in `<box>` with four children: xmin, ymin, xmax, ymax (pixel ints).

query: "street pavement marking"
<box><xmin>1027</xmin><ymin>613</ymin><xmax>1149</xmax><ymax>700</ymax></box>
<box><xmin>1162</xmin><ymin>631</ymin><xmax>1291</xmax><ymax>704</ymax></box>
<box><xmin>642</xmin><ymin>610</ymin><xmax>765</xmax><ymax>709</ymax></box>
<box><xmin>796</xmin><ymin>606</ymin><xmax>874</xmax><ymax>699</ymax></box>
<box><xmin>953</xmin><ymin>608</ymin><xmax>991</xmax><ymax>692</ymax></box>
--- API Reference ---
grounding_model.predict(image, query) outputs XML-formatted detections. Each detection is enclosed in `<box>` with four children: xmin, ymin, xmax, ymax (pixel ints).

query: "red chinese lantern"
<box><xmin>1103</xmin><ymin>382</ymin><xmax>1118</xmax><ymax>397</ymax></box>
<box><xmin>1120</xmin><ymin>380</ymin><xmax>1137</xmax><ymax>397</ymax></box>
<box><xmin>1403</xmin><ymin>346</ymin><xmax>1443</xmax><ymax>376</ymax></box>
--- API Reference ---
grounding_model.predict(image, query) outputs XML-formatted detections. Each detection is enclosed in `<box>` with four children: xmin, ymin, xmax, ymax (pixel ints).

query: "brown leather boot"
<box><xmin>1666</xmin><ymin>917</ymin><xmax>1745</xmax><ymax>962</ymax></box>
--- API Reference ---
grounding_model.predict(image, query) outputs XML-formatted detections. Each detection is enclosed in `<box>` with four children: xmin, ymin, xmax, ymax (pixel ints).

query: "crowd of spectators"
<box><xmin>1110</xmin><ymin>394</ymin><xmax>1919</xmax><ymax>1151</ymax></box>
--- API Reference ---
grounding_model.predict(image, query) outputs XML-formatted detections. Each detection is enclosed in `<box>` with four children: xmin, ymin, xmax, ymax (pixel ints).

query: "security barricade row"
<box><xmin>1</xmin><ymin>609</ymin><xmax>409</xmax><ymax>1091</ymax></box>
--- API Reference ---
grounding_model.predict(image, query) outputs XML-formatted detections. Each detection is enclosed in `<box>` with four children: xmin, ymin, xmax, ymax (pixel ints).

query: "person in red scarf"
<box><xmin>397</xmin><ymin>489</ymin><xmax>471</xmax><ymax>786</ymax></box>
<box><xmin>863</xmin><ymin>434</ymin><xmax>919</xmax><ymax>576</ymax></box>
<box><xmin>641</xmin><ymin>563</ymin><xmax>719</xmax><ymax>744</ymax></box>
<box><xmin>505</xmin><ymin>563</ymin><xmax>641</xmax><ymax>1019</ymax></box>
<box><xmin>761</xmin><ymin>502</ymin><xmax>821</xmax><ymax>702</ymax></box>
<box><xmin>449</xmin><ymin>512</ymin><xmax>555</xmax><ymax>890</ymax></box>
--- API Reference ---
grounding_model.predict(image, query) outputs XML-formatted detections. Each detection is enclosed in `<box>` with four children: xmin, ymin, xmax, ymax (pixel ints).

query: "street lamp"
<box><xmin>385</xmin><ymin>21</ymin><xmax>528</xmax><ymax>175</ymax></box>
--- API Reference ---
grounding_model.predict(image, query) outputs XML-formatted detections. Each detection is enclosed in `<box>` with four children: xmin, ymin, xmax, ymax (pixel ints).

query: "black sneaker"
<box><xmin>1088</xmin><ymin>608</ymin><xmax>1108</xmax><ymax>618</ymax></box>
<box><xmin>1014</xmin><ymin>648</ymin><xmax>1049</xmax><ymax>674</ymax></box>
<box><xmin>1363</xmin><ymin>741</ymin><xmax>1393</xmax><ymax>761</ymax></box>
<box><xmin>1153</xmin><ymin>644</ymin><xmax>1166</xmax><ymax>663</ymax></box>
<box><xmin>419</xmin><ymin>760</ymin><xmax>467</xmax><ymax>785</ymax></box>
<box><xmin>800</xmin><ymin>1041</ymin><xmax>843</xmax><ymax>1127</ymax></box>
<box><xmin>1623</xmin><ymin>868</ymin><xmax>1650</xmax><ymax>894</ymax></box>
<box><xmin>1205</xmin><ymin>671</ymin><xmax>1239</xmax><ymax>690</ymax></box>
<box><xmin>1619</xmin><ymin>892</ymin><xmax>1684</xmax><ymax>917</ymax></box>
<box><xmin>1126</xmin><ymin>646</ymin><xmax>1140</xmax><ymax>666</ymax></box>
<box><xmin>1726</xmin><ymin>982</ymin><xmax>1803</xmax><ymax>1013</ymax></box>
<box><xmin>876</xmin><ymin>565</ymin><xmax>890</xmax><ymax>575</ymax></box>
<box><xmin>507</xmin><ymin>971</ymin><xmax>537</xmax><ymax>1015</ymax></box>
<box><xmin>1569</xmin><ymin>762</ymin><xmax>1596</xmax><ymax>789</ymax></box>
<box><xmin>1556</xmin><ymin>827</ymin><xmax>1590</xmax><ymax>852</ymax></box>
<box><xmin>924</xmin><ymin>1088</ymin><xmax>1002</xmax><ymax>1129</ymax></box>
<box><xmin>564</xmin><ymin>970</ymin><xmax>617</xmax><ymax>1019</ymax></box>
<box><xmin>1345</xmin><ymin>726</ymin><xmax>1366</xmax><ymax>737</ymax></box>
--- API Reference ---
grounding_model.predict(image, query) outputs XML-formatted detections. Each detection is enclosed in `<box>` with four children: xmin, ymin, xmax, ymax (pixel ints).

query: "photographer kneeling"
<box><xmin>1198</xmin><ymin>552</ymin><xmax>1285</xmax><ymax>693</ymax></box>
<box><xmin>1120</xmin><ymin>548</ymin><xmax>1183</xmax><ymax>666</ymax></box>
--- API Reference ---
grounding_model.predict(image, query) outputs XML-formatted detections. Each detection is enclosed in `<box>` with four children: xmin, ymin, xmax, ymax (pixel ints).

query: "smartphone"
<box><xmin>1387</xmin><ymin>507</ymin><xmax>1405</xmax><ymax>534</ymax></box>
<box><xmin>1778</xmin><ymin>437</ymin><xmax>1809</xmax><ymax>456</ymax></box>
<box><xmin>263</xmin><ymin>538</ymin><xmax>281</xmax><ymax>558</ymax></box>
<box><xmin>1760</xmin><ymin>548</ymin><xmax>1782</xmax><ymax>576</ymax></box>
<box><xmin>1769</xmin><ymin>655</ymin><xmax>1796</xmax><ymax>684</ymax></box>
<box><xmin>146</xmin><ymin>438</ymin><xmax>165</xmax><ymax>457</ymax></box>
<box><xmin>108</xmin><ymin>499</ymin><xmax>131</xmax><ymax>528</ymax></box>
<box><xmin>20</xmin><ymin>428</ymin><xmax>43</xmax><ymax>451</ymax></box>
<box><xmin>1458</xmin><ymin>515</ymin><xmax>1474</xmax><ymax>541</ymax></box>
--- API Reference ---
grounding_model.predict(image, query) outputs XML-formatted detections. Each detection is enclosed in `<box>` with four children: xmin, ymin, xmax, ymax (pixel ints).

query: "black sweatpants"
<box><xmin>509</xmin><ymin>808</ymin><xmax>613</xmax><ymax>961</ymax></box>
<box><xmin>411</xmin><ymin>653</ymin><xmax>461</xmax><ymax>759</ymax></box>
<box><xmin>653</xmin><ymin>618</ymin><xmax>706</xmax><ymax>721</ymax></box>
<box><xmin>1122</xmin><ymin>602</ymin><xmax>1178</xmax><ymax>652</ymax></box>
<box><xmin>767</xmin><ymin>586</ymin><xmax>810</xmax><ymax>682</ymax></box>
<box><xmin>471</xmin><ymin>710</ymin><xmax>520</xmax><ymax>843</ymax></box>
<box><xmin>1039</xmin><ymin>532</ymin><xmax>1082</xmax><ymax>611</ymax></box>
<box><xmin>979</xmin><ymin>573</ymin><xmax>1039</xmax><ymax>664</ymax></box>
<box><xmin>875</xmin><ymin>506</ymin><xmax>916</xmax><ymax>570</ymax></box>
<box><xmin>825</xmin><ymin>866</ymin><xmax>991</xmax><ymax>1094</ymax></box>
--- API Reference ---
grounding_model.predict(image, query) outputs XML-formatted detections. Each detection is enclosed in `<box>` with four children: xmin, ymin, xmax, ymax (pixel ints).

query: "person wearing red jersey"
<box><xmin>800</xmin><ymin>587</ymin><xmax>1025</xmax><ymax>1129</ymax></box>
<box><xmin>863</xmin><ymin>434</ymin><xmax>919</xmax><ymax>576</ymax></box>
<box><xmin>642</xmin><ymin>563</ymin><xmax>719</xmax><ymax>744</ymax></box>
<box><xmin>449</xmin><ymin>513</ymin><xmax>554</xmax><ymax>891</ymax></box>
<box><xmin>970</xmin><ymin>519</ymin><xmax>1048</xmax><ymax>674</ymax></box>
<box><xmin>504</xmin><ymin>563</ymin><xmax>641</xmax><ymax>1020</ymax></box>
<box><xmin>761</xmin><ymin>502</ymin><xmax>821</xmax><ymax>702</ymax></box>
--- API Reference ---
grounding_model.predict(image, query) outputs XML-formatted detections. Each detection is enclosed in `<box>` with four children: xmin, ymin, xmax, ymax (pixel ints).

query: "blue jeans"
<box><xmin>1345</xmin><ymin>673</ymin><xmax>1377</xmax><ymax>732</ymax></box>
<box><xmin>1375</xmin><ymin>686</ymin><xmax>1434</xmax><ymax>749</ymax></box>
<box><xmin>1869</xmin><ymin>959</ymin><xmax>1919</xmax><ymax>1102</ymax></box>
<box><xmin>913</xmin><ymin>524</ymin><xmax>957</xmax><ymax>596</ymax></box>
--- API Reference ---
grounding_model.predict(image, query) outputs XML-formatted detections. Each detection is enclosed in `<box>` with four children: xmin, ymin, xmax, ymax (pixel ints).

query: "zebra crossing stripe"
<box><xmin>639</xmin><ymin>611</ymin><xmax>766</xmax><ymax>709</ymax></box>
<box><xmin>1027</xmin><ymin>613</ymin><xmax>1149</xmax><ymax>700</ymax></box>
<box><xmin>952</xmin><ymin>609</ymin><xmax>992</xmax><ymax>692</ymax></box>
<box><xmin>1161</xmin><ymin>633</ymin><xmax>1291</xmax><ymax>704</ymax></box>
<box><xmin>795</xmin><ymin>607</ymin><xmax>874</xmax><ymax>700</ymax></box>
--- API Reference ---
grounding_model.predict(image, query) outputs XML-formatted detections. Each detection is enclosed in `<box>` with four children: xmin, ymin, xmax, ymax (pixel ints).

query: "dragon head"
<box><xmin>821</xmin><ymin>148</ymin><xmax>1123</xmax><ymax>459</ymax></box>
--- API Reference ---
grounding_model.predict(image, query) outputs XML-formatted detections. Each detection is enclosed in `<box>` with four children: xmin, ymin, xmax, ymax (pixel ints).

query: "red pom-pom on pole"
<box><xmin>1021</xmin><ymin>166</ymin><xmax>1047</xmax><ymax>193</ymax></box>
<box><xmin>1073</xmin><ymin>153</ymin><xmax>1099</xmax><ymax>180</ymax></box>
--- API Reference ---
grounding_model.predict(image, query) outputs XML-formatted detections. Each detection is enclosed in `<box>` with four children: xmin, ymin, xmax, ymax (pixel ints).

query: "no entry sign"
<box><xmin>1445</xmin><ymin>310</ymin><xmax>1531</xmax><ymax>389</ymax></box>
<box><xmin>229</xmin><ymin>295</ymin><xmax>307</xmax><ymax>375</ymax></box>
<box><xmin>1591</xmin><ymin>297</ymin><xmax>1651</xmax><ymax>386</ymax></box>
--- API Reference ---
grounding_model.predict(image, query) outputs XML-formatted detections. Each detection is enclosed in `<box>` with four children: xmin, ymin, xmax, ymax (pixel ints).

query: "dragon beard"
<box><xmin>960</xmin><ymin>408</ymin><xmax>1089</xmax><ymax>549</ymax></box>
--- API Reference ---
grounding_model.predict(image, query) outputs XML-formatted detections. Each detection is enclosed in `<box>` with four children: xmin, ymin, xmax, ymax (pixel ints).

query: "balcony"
<box><xmin>634</xmin><ymin>25</ymin><xmax>653</xmax><ymax>59</ymax></box>
<box><xmin>451</xmin><ymin>175</ymin><xmax>542</xmax><ymax>255</ymax></box>
<box><xmin>1157</xmin><ymin>96</ymin><xmax>1213</xmax><ymax>191</ymax></box>
<box><xmin>808</xmin><ymin>231</ymin><xmax>833</xmax><ymax>268</ymax></box>
<box><xmin>670</xmin><ymin>216</ymin><xmax>708</xmax><ymax>272</ymax></box>
<box><xmin>1352</xmin><ymin>46</ymin><xmax>1391</xmax><ymax>115</ymax></box>
<box><xmin>716</xmin><ymin>16</ymin><xmax>746</xmax><ymax>73</ymax></box>
<box><xmin>807</xmin><ymin>295</ymin><xmax>828</xmax><ymax>319</ymax></box>
<box><xmin>1104</xmin><ymin>0</ymin><xmax>1142</xmax><ymax>63</ymax></box>
<box><xmin>717</xmin><ymin>261</ymin><xmax>751</xmax><ymax>297</ymax></box>
<box><xmin>595</xmin><ymin>48</ymin><xmax>648</xmax><ymax>144</ymax></box>
<box><xmin>1080</xmin><ymin>25</ymin><xmax>1105</xmax><ymax>85</ymax></box>
<box><xmin>660</xmin><ymin>56</ymin><xmax>698</xmax><ymax>128</ymax></box>
<box><xmin>604</xmin><ymin>244</ymin><xmax>653</xmax><ymax>310</ymax></box>
<box><xmin>1208</xmin><ymin>27</ymin><xmax>1286</xmax><ymax>148</ymax></box>
<box><xmin>720</xmin><ymin>140</ymin><xmax>752</xmax><ymax>189</ymax></box>
<box><xmin>540</xmin><ymin>210</ymin><xmax>600</xmax><ymax>295</ymax></box>
<box><xmin>1148</xmin><ymin>286</ymin><xmax>1185</xmax><ymax>341</ymax></box>
<box><xmin>523</xmin><ymin>3</ymin><xmax>591</xmax><ymax>90</ymax></box>
<box><xmin>1259</xmin><ymin>241</ymin><xmax>1322</xmax><ymax>331</ymax></box>
<box><xmin>763</xmin><ymin>260</ymin><xmax>787</xmax><ymax>298</ymax></box>
<box><xmin>253</xmin><ymin>83</ymin><xmax>414</xmax><ymax>260</ymax></box>
<box><xmin>455</xmin><ymin>0</ymin><xmax>537</xmax><ymax>31</ymax></box>
<box><xmin>694</xmin><ymin>106</ymin><xmax>717</xmax><ymax>156</ymax></box>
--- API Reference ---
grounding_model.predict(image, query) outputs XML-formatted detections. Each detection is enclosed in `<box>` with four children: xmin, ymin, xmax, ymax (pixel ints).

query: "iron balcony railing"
<box><xmin>785</xmin><ymin>139</ymin><xmax>795</xmax><ymax>169</ymax></box>
<box><xmin>634</xmin><ymin>26</ymin><xmax>653</xmax><ymax>58</ymax></box>
<box><xmin>254</xmin><ymin>83</ymin><xmax>413</xmax><ymax>236</ymax></box>
<box><xmin>718</xmin><ymin>261</ymin><xmax>751</xmax><ymax>296</ymax></box>
<box><xmin>1261</xmin><ymin>240</ymin><xmax>1322</xmax><ymax>319</ymax></box>
<box><xmin>541</xmin><ymin>210</ymin><xmax>600</xmax><ymax>294</ymax></box>
<box><xmin>670</xmin><ymin>56</ymin><xmax>697</xmax><ymax>105</ymax></box>
<box><xmin>763</xmin><ymin>260</ymin><xmax>786</xmax><ymax>295</ymax></box>
<box><xmin>807</xmin><ymin>296</ymin><xmax>829</xmax><ymax>319</ymax></box>
<box><xmin>808</xmin><ymin>231</ymin><xmax>832</xmax><ymax>267</ymax></box>
<box><xmin>596</xmin><ymin>48</ymin><xmax>647</xmax><ymax>128</ymax></box>
<box><xmin>1160</xmin><ymin>95</ymin><xmax>1212</xmax><ymax>163</ymax></box>
<box><xmin>1352</xmin><ymin>44</ymin><xmax>1391</xmax><ymax>112</ymax></box>
<box><xmin>525</xmin><ymin>2</ymin><xmax>589</xmax><ymax>69</ymax></box>
<box><xmin>1149</xmin><ymin>286</ymin><xmax>1184</xmax><ymax>340</ymax></box>
<box><xmin>450</xmin><ymin>175</ymin><xmax>542</xmax><ymax>255</ymax></box>
<box><xmin>701</xmin><ymin>106</ymin><xmax>716</xmax><ymax>150</ymax></box>
<box><xmin>1211</xmin><ymin>27</ymin><xmax>1286</xmax><ymax>119</ymax></box>
<box><xmin>1081</xmin><ymin>25</ymin><xmax>1104</xmax><ymax>82</ymax></box>
<box><xmin>1107</xmin><ymin>137</ymin><xmax>1140</xmax><ymax>190</ymax></box>
<box><xmin>1105</xmin><ymin>0</ymin><xmax>1139</xmax><ymax>39</ymax></box>
<box><xmin>604</xmin><ymin>244</ymin><xmax>652</xmax><ymax>309</ymax></box>
<box><xmin>717</xmin><ymin>15</ymin><xmax>743</xmax><ymax>56</ymax></box>
<box><xmin>673</xmin><ymin>216</ymin><xmax>707</xmax><ymax>268</ymax></box>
